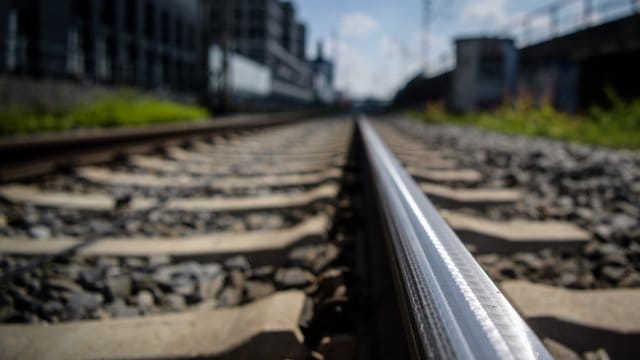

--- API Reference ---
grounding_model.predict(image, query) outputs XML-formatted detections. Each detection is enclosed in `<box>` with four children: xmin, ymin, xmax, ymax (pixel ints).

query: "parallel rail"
<box><xmin>0</xmin><ymin>111</ymin><xmax>324</xmax><ymax>182</ymax></box>
<box><xmin>359</xmin><ymin>116</ymin><xmax>551</xmax><ymax>359</ymax></box>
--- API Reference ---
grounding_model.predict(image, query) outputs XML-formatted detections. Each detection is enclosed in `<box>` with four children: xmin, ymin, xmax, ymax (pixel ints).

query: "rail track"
<box><xmin>0</xmin><ymin>113</ymin><xmax>637</xmax><ymax>359</ymax></box>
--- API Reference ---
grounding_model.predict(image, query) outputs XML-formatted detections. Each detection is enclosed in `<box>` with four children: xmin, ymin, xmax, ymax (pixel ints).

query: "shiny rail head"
<box><xmin>358</xmin><ymin>116</ymin><xmax>552</xmax><ymax>360</ymax></box>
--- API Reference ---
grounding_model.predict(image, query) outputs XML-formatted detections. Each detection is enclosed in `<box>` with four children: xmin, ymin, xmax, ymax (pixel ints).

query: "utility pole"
<box><xmin>218</xmin><ymin>0</ymin><xmax>233</xmax><ymax>114</ymax></box>
<box><xmin>199</xmin><ymin>0</ymin><xmax>212</xmax><ymax>110</ymax></box>
<box><xmin>422</xmin><ymin>0</ymin><xmax>431</xmax><ymax>76</ymax></box>
<box><xmin>333</xmin><ymin>29</ymin><xmax>340</xmax><ymax>99</ymax></box>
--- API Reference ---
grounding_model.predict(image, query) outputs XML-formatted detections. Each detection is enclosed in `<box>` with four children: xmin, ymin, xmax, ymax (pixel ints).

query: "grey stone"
<box><xmin>245</xmin><ymin>281</ymin><xmax>275</xmax><ymax>301</ymax></box>
<box><xmin>46</xmin><ymin>278</ymin><xmax>83</xmax><ymax>294</ymax></box>
<box><xmin>24</xmin><ymin>278</ymin><xmax>41</xmax><ymax>294</ymax></box>
<box><xmin>476</xmin><ymin>254</ymin><xmax>500</xmax><ymax>266</ymax></box>
<box><xmin>289</xmin><ymin>244</ymin><xmax>340</xmax><ymax>274</ymax></box>
<box><xmin>513</xmin><ymin>253</ymin><xmax>544</xmax><ymax>271</ymax></box>
<box><xmin>612</xmin><ymin>214</ymin><xmax>637</xmax><ymax>232</ymax></box>
<box><xmin>136</xmin><ymin>291</ymin><xmax>155</xmax><ymax>310</ymax></box>
<box><xmin>289</xmin><ymin>246</ymin><xmax>319</xmax><ymax>270</ymax></box>
<box><xmin>28</xmin><ymin>225</ymin><xmax>51</xmax><ymax>239</ymax></box>
<box><xmin>576</xmin><ymin>272</ymin><xmax>596</xmax><ymax>289</ymax></box>
<box><xmin>89</xmin><ymin>220</ymin><xmax>113</xmax><ymax>234</ymax></box>
<box><xmin>601</xmin><ymin>266</ymin><xmax>626</xmax><ymax>283</ymax></box>
<box><xmin>228</xmin><ymin>270</ymin><xmax>246</xmax><ymax>289</ymax></box>
<box><xmin>153</xmin><ymin>262</ymin><xmax>202</xmax><ymax>290</ymax></box>
<box><xmin>105</xmin><ymin>299</ymin><xmax>138</xmax><ymax>318</ymax></box>
<box><xmin>217</xmin><ymin>287</ymin><xmax>242</xmax><ymax>307</ymax></box>
<box><xmin>583</xmin><ymin>349</ymin><xmax>611</xmax><ymax>360</ymax></box>
<box><xmin>198</xmin><ymin>274</ymin><xmax>225</xmax><ymax>300</ymax></box>
<box><xmin>164</xmin><ymin>294</ymin><xmax>187</xmax><ymax>311</ymax></box>
<box><xmin>41</xmin><ymin>301</ymin><xmax>64</xmax><ymax>320</ymax></box>
<box><xmin>104</xmin><ymin>276</ymin><xmax>132</xmax><ymax>299</ymax></box>
<box><xmin>78</xmin><ymin>268</ymin><xmax>100</xmax><ymax>286</ymax></box>
<box><xmin>575</xmin><ymin>207</ymin><xmax>595</xmax><ymax>221</ymax></box>
<box><xmin>557</xmin><ymin>272</ymin><xmax>579</xmax><ymax>288</ymax></box>
<box><xmin>170</xmin><ymin>277</ymin><xmax>196</xmax><ymax>296</ymax></box>
<box><xmin>67</xmin><ymin>292</ymin><xmax>104</xmax><ymax>317</ymax></box>
<box><xmin>97</xmin><ymin>257</ymin><xmax>120</xmax><ymax>268</ymax></box>
<box><xmin>601</xmin><ymin>252</ymin><xmax>628</xmax><ymax>267</ymax></box>
<box><xmin>147</xmin><ymin>255</ymin><xmax>171</xmax><ymax>268</ymax></box>
<box><xmin>124</xmin><ymin>258</ymin><xmax>146</xmax><ymax>268</ymax></box>
<box><xmin>594</xmin><ymin>225</ymin><xmax>614</xmax><ymax>241</ymax></box>
<box><xmin>299</xmin><ymin>297</ymin><xmax>314</xmax><ymax>329</ymax></box>
<box><xmin>251</xmin><ymin>265</ymin><xmax>276</xmax><ymax>279</ymax></box>
<box><xmin>224</xmin><ymin>256</ymin><xmax>251</xmax><ymax>272</ymax></box>
<box><xmin>588</xmin><ymin>243</ymin><xmax>625</xmax><ymax>259</ymax></box>
<box><xmin>317</xmin><ymin>268</ymin><xmax>346</xmax><ymax>296</ymax></box>
<box><xmin>275</xmin><ymin>268</ymin><xmax>315</xmax><ymax>288</ymax></box>
<box><xmin>618</xmin><ymin>272</ymin><xmax>640</xmax><ymax>287</ymax></box>
<box><xmin>201</xmin><ymin>263</ymin><xmax>223</xmax><ymax>278</ymax></box>
<box><xmin>493</xmin><ymin>259</ymin><xmax>517</xmax><ymax>279</ymax></box>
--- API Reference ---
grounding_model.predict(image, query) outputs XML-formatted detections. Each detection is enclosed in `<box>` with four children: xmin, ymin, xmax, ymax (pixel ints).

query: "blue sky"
<box><xmin>291</xmin><ymin>0</ymin><xmax>547</xmax><ymax>99</ymax></box>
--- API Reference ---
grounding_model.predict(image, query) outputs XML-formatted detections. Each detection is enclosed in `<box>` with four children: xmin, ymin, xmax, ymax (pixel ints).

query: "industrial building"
<box><xmin>393</xmin><ymin>5</ymin><xmax>640</xmax><ymax>112</ymax></box>
<box><xmin>0</xmin><ymin>0</ymin><xmax>200</xmax><ymax>94</ymax></box>
<box><xmin>0</xmin><ymin>0</ymin><xmax>327</xmax><ymax>106</ymax></box>
<box><xmin>209</xmin><ymin>0</ymin><xmax>313</xmax><ymax>102</ymax></box>
<box><xmin>450</xmin><ymin>38</ymin><xmax>518</xmax><ymax>111</ymax></box>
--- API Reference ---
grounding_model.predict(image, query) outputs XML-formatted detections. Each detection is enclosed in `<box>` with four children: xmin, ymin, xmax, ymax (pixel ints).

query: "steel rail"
<box><xmin>358</xmin><ymin>116</ymin><xmax>551</xmax><ymax>360</ymax></box>
<box><xmin>0</xmin><ymin>111</ymin><xmax>332</xmax><ymax>182</ymax></box>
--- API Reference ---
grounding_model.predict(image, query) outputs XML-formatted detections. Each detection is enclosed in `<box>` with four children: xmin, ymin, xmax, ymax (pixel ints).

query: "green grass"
<box><xmin>0</xmin><ymin>91</ymin><xmax>209</xmax><ymax>136</ymax></box>
<box><xmin>411</xmin><ymin>89</ymin><xmax>640</xmax><ymax>149</ymax></box>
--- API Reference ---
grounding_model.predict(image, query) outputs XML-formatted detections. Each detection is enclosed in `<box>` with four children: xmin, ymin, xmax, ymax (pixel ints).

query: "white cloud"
<box><xmin>459</xmin><ymin>0</ymin><xmax>508</xmax><ymax>29</ymax></box>
<box><xmin>339</xmin><ymin>13</ymin><xmax>379</xmax><ymax>37</ymax></box>
<box><xmin>322</xmin><ymin>28</ymin><xmax>456</xmax><ymax>100</ymax></box>
<box><xmin>325</xmin><ymin>37</ymin><xmax>392</xmax><ymax>98</ymax></box>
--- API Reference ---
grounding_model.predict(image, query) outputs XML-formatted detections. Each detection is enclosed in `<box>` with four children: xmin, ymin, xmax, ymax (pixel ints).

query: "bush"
<box><xmin>0</xmin><ymin>91</ymin><xmax>209</xmax><ymax>136</ymax></box>
<box><xmin>413</xmin><ymin>91</ymin><xmax>640</xmax><ymax>149</ymax></box>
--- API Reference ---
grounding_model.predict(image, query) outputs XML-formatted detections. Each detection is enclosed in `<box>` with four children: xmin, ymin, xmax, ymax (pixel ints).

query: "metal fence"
<box><xmin>504</xmin><ymin>0</ymin><xmax>640</xmax><ymax>47</ymax></box>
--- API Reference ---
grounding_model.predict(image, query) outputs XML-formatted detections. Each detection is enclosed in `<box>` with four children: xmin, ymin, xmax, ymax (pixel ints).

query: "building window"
<box><xmin>175</xmin><ymin>18</ymin><xmax>182</xmax><ymax>48</ymax></box>
<box><xmin>7</xmin><ymin>3</ymin><xmax>38</xmax><ymax>73</ymax></box>
<box><xmin>101</xmin><ymin>0</ymin><xmax>115</xmax><ymax>27</ymax></box>
<box><xmin>479</xmin><ymin>55</ymin><xmax>504</xmax><ymax>82</ymax></box>
<box><xmin>125</xmin><ymin>0</ymin><xmax>137</xmax><ymax>33</ymax></box>
<box><xmin>162</xmin><ymin>53</ymin><xmax>170</xmax><ymax>86</ymax></box>
<box><xmin>96</xmin><ymin>37</ymin><xmax>111</xmax><ymax>80</ymax></box>
<box><xmin>144</xmin><ymin>1</ymin><xmax>155</xmax><ymax>39</ymax></box>
<box><xmin>6</xmin><ymin>9</ymin><xmax>19</xmax><ymax>71</ymax></box>
<box><xmin>128</xmin><ymin>42</ymin><xmax>138</xmax><ymax>83</ymax></box>
<box><xmin>187</xmin><ymin>25</ymin><xmax>196</xmax><ymax>50</ymax></box>
<box><xmin>106</xmin><ymin>35</ymin><xmax>116</xmax><ymax>78</ymax></box>
<box><xmin>67</xmin><ymin>28</ymin><xmax>85</xmax><ymax>76</ymax></box>
<box><xmin>146</xmin><ymin>49</ymin><xmax>156</xmax><ymax>87</ymax></box>
<box><xmin>161</xmin><ymin>10</ymin><xmax>170</xmax><ymax>44</ymax></box>
<box><xmin>72</xmin><ymin>0</ymin><xmax>90</xmax><ymax>18</ymax></box>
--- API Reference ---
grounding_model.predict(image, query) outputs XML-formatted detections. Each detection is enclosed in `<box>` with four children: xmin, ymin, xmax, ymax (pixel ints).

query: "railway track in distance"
<box><xmin>0</xmin><ymin>113</ymin><xmax>635</xmax><ymax>359</ymax></box>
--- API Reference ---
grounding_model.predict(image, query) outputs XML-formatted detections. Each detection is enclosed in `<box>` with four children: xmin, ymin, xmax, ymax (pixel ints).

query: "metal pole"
<box><xmin>199</xmin><ymin>0</ymin><xmax>212</xmax><ymax>110</ymax></box>
<box><xmin>421</xmin><ymin>0</ymin><xmax>431</xmax><ymax>76</ymax></box>
<box><xmin>550</xmin><ymin>5</ymin><xmax>558</xmax><ymax>37</ymax></box>
<box><xmin>333</xmin><ymin>29</ymin><xmax>340</xmax><ymax>98</ymax></box>
<box><xmin>522</xmin><ymin>18</ymin><xmax>531</xmax><ymax>46</ymax></box>
<box><xmin>219</xmin><ymin>0</ymin><xmax>232</xmax><ymax>114</ymax></box>
<box><xmin>583</xmin><ymin>0</ymin><xmax>593</xmax><ymax>28</ymax></box>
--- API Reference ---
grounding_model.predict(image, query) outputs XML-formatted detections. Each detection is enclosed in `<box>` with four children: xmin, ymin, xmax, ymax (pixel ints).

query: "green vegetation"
<box><xmin>0</xmin><ymin>91</ymin><xmax>209</xmax><ymax>136</ymax></box>
<box><xmin>412</xmin><ymin>89</ymin><xmax>640</xmax><ymax>149</ymax></box>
